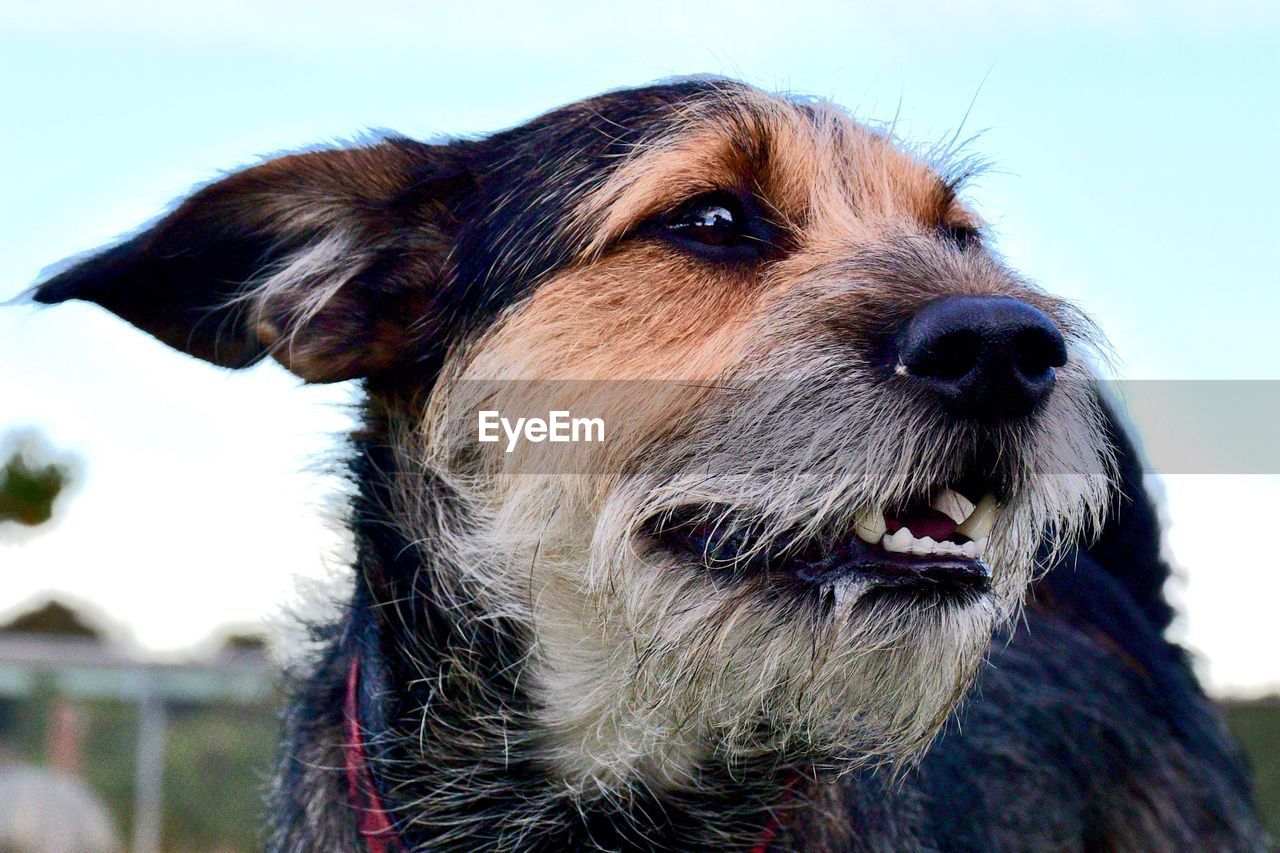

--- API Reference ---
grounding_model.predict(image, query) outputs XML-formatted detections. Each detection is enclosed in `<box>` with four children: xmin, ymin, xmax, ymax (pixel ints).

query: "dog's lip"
<box><xmin>650</xmin><ymin>499</ymin><xmax>994</xmax><ymax>598</ymax></box>
<box><xmin>785</xmin><ymin>536</ymin><xmax>991</xmax><ymax>593</ymax></box>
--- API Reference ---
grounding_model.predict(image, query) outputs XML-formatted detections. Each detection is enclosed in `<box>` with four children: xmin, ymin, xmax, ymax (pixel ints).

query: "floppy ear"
<box><xmin>33</xmin><ymin>137</ymin><xmax>473</xmax><ymax>382</ymax></box>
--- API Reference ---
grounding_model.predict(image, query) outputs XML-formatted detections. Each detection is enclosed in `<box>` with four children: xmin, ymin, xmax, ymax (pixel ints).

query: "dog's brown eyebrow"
<box><xmin>937</xmin><ymin>178</ymin><xmax>959</xmax><ymax>213</ymax></box>
<box><xmin>566</xmin><ymin>89</ymin><xmax>824</xmax><ymax>256</ymax></box>
<box><xmin>919</xmin><ymin>172</ymin><xmax>985</xmax><ymax>238</ymax></box>
<box><xmin>572</xmin><ymin>125</ymin><xmax>759</xmax><ymax>259</ymax></box>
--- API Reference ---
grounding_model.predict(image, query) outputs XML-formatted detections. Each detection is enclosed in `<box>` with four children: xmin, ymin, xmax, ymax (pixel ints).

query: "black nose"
<box><xmin>897</xmin><ymin>296</ymin><xmax>1067</xmax><ymax>422</ymax></box>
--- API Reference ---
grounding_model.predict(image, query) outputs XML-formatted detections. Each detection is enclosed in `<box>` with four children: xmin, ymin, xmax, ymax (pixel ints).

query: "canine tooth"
<box><xmin>932</xmin><ymin>490</ymin><xmax>975</xmax><ymax>525</ymax></box>
<box><xmin>960</xmin><ymin>541</ymin><xmax>979</xmax><ymax>559</ymax></box>
<box><xmin>956</xmin><ymin>493</ymin><xmax>999</xmax><ymax>541</ymax></box>
<box><xmin>832</xmin><ymin>580</ymin><xmax>853</xmax><ymax>609</ymax></box>
<box><xmin>854</xmin><ymin>507</ymin><xmax>887</xmax><ymax>545</ymax></box>
<box><xmin>883</xmin><ymin>528</ymin><xmax>913</xmax><ymax>553</ymax></box>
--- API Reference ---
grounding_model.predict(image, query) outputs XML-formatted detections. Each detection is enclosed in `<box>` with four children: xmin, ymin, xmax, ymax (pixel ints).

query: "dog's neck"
<box><xmin>333</xmin><ymin>413</ymin><xmax>813</xmax><ymax>850</ymax></box>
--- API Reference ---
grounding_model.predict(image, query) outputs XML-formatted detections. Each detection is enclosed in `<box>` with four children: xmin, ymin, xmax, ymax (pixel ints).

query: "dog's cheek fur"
<box><xmin>460</xmin><ymin>244</ymin><xmax>757</xmax><ymax>382</ymax></box>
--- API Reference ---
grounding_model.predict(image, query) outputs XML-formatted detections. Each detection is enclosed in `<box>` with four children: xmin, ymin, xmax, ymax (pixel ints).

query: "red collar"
<box><xmin>752</xmin><ymin>812</ymin><xmax>786</xmax><ymax>853</ymax></box>
<box><xmin>344</xmin><ymin>656</ymin><xmax>402</xmax><ymax>852</ymax></box>
<box><xmin>345</xmin><ymin>654</ymin><xmax>794</xmax><ymax>852</ymax></box>
<box><xmin>751</xmin><ymin>774</ymin><xmax>800</xmax><ymax>853</ymax></box>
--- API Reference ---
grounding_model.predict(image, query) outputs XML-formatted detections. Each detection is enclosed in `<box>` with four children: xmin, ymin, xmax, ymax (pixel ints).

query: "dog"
<box><xmin>31</xmin><ymin>79</ymin><xmax>1264</xmax><ymax>850</ymax></box>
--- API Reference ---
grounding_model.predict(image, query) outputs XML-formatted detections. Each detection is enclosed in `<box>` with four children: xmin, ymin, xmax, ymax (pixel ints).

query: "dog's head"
<box><xmin>34</xmin><ymin>79</ymin><xmax>1112</xmax><ymax>792</ymax></box>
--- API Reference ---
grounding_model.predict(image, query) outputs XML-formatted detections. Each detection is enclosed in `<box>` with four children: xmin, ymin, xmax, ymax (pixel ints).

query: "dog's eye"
<box><xmin>658</xmin><ymin>192</ymin><xmax>781</xmax><ymax>261</ymax></box>
<box><xmin>668</xmin><ymin>199</ymin><xmax>742</xmax><ymax>247</ymax></box>
<box><xmin>940</xmin><ymin>224</ymin><xmax>981</xmax><ymax>250</ymax></box>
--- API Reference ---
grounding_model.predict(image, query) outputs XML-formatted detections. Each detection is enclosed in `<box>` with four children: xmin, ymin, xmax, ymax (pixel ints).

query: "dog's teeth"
<box><xmin>854</xmin><ymin>507</ymin><xmax>887</xmax><ymax>544</ymax></box>
<box><xmin>932</xmin><ymin>539</ymin><xmax>962</xmax><ymax>556</ymax></box>
<box><xmin>931</xmin><ymin>490</ymin><xmax>975</xmax><ymax>525</ymax></box>
<box><xmin>909</xmin><ymin>536</ymin><xmax>938</xmax><ymax>555</ymax></box>
<box><xmin>956</xmin><ymin>493</ymin><xmax>999</xmax><ymax>541</ymax></box>
<box><xmin>882</xmin><ymin>523</ymin><xmax>989</xmax><ymax>559</ymax></box>
<box><xmin>882</xmin><ymin>528</ymin><xmax>913</xmax><ymax>553</ymax></box>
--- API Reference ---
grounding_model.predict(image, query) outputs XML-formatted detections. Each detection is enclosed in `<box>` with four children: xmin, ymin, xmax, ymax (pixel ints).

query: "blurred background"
<box><xmin>2</xmin><ymin>1</ymin><xmax>1278</xmax><ymax>848</ymax></box>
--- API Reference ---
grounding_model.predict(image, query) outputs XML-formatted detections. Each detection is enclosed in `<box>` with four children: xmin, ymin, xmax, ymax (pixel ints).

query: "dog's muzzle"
<box><xmin>651</xmin><ymin>477</ymin><xmax>1001</xmax><ymax>610</ymax></box>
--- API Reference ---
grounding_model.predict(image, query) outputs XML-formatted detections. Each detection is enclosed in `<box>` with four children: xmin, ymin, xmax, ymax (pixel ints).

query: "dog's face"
<box><xmin>35</xmin><ymin>80</ymin><xmax>1111</xmax><ymax>793</ymax></box>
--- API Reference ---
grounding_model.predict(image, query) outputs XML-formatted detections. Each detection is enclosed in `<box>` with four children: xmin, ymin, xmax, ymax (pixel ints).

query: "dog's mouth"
<box><xmin>650</xmin><ymin>481</ymin><xmax>1000</xmax><ymax>607</ymax></box>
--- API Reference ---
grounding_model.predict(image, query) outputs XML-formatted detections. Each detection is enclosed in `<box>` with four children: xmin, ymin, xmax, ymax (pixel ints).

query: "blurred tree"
<box><xmin>0</xmin><ymin>432</ymin><xmax>72</xmax><ymax>526</ymax></box>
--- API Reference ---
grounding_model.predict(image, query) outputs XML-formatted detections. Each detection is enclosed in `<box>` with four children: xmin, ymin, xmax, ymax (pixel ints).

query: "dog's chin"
<box><xmin>777</xmin><ymin>603</ymin><xmax>1000</xmax><ymax>771</ymax></box>
<box><xmin>647</xmin><ymin>574</ymin><xmax>1003</xmax><ymax>772</ymax></box>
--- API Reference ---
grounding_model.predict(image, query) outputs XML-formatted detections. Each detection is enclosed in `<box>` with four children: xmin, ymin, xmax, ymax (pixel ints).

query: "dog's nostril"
<box><xmin>906</xmin><ymin>328</ymin><xmax>983</xmax><ymax>382</ymax></box>
<box><xmin>1012</xmin><ymin>327</ymin><xmax>1068</xmax><ymax>381</ymax></box>
<box><xmin>897</xmin><ymin>296</ymin><xmax>1067</xmax><ymax>422</ymax></box>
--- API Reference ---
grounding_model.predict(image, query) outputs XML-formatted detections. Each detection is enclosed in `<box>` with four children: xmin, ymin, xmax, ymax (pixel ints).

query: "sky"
<box><xmin>1</xmin><ymin>1</ymin><xmax>1277</xmax><ymax>693</ymax></box>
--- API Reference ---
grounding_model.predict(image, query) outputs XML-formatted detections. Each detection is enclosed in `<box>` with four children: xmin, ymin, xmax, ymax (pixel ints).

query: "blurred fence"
<box><xmin>0</xmin><ymin>633</ymin><xmax>277</xmax><ymax>852</ymax></box>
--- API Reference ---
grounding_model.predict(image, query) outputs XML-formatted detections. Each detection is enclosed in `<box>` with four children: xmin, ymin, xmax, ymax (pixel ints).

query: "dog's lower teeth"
<box><xmin>883</xmin><ymin>527</ymin><xmax>914</xmax><ymax>553</ymax></box>
<box><xmin>909</xmin><ymin>535</ymin><xmax>938</xmax><ymax>556</ymax></box>
<box><xmin>879</xmin><ymin>530</ymin><xmax>988</xmax><ymax>559</ymax></box>
<box><xmin>864</xmin><ymin>490</ymin><xmax>996</xmax><ymax>558</ymax></box>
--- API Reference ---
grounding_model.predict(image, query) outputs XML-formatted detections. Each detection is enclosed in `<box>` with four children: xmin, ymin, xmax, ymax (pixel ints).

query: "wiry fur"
<box><xmin>29</xmin><ymin>78</ymin><xmax>1265</xmax><ymax>850</ymax></box>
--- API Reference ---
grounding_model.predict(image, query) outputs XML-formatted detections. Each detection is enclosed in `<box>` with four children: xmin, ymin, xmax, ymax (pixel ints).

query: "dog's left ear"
<box><xmin>33</xmin><ymin>137</ymin><xmax>474</xmax><ymax>382</ymax></box>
